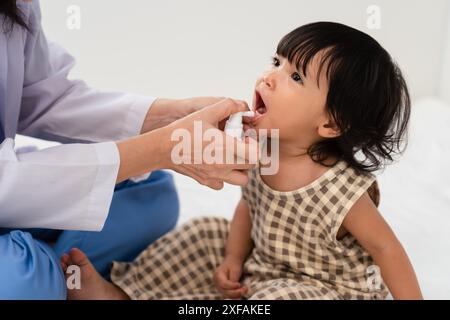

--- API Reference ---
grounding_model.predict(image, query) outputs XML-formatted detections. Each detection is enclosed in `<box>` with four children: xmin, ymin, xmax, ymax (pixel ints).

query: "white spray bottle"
<box><xmin>224</xmin><ymin>111</ymin><xmax>255</xmax><ymax>140</ymax></box>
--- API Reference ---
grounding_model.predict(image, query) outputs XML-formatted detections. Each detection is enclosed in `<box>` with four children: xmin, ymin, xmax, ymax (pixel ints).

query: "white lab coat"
<box><xmin>0</xmin><ymin>0</ymin><xmax>155</xmax><ymax>231</ymax></box>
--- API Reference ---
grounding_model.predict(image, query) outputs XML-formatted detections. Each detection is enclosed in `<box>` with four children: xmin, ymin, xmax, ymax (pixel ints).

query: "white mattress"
<box><xmin>14</xmin><ymin>98</ymin><xmax>450</xmax><ymax>299</ymax></box>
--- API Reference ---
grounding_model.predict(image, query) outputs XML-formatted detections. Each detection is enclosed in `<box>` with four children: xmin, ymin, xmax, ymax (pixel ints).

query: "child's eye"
<box><xmin>291</xmin><ymin>72</ymin><xmax>303</xmax><ymax>84</ymax></box>
<box><xmin>272</xmin><ymin>56</ymin><xmax>280</xmax><ymax>67</ymax></box>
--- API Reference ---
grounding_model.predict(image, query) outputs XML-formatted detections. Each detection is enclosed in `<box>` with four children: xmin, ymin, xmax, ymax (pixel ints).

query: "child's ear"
<box><xmin>318</xmin><ymin>120</ymin><xmax>341</xmax><ymax>138</ymax></box>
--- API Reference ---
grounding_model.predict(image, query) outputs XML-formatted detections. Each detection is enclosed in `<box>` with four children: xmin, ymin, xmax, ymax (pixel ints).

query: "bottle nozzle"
<box><xmin>224</xmin><ymin>111</ymin><xmax>255</xmax><ymax>140</ymax></box>
<box><xmin>241</xmin><ymin>111</ymin><xmax>255</xmax><ymax>118</ymax></box>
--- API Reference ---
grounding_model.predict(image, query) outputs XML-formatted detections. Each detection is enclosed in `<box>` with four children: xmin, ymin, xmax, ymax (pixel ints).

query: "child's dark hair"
<box><xmin>277</xmin><ymin>22</ymin><xmax>410</xmax><ymax>173</ymax></box>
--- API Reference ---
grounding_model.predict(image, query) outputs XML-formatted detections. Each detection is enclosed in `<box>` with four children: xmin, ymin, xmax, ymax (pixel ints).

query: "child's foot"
<box><xmin>60</xmin><ymin>248</ymin><xmax>130</xmax><ymax>300</ymax></box>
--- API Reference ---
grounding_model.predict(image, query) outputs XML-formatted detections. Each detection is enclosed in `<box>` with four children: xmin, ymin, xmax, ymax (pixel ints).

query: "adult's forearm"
<box><xmin>115</xmin><ymin>127</ymin><xmax>169</xmax><ymax>183</ymax></box>
<box><xmin>140</xmin><ymin>99</ymin><xmax>179</xmax><ymax>134</ymax></box>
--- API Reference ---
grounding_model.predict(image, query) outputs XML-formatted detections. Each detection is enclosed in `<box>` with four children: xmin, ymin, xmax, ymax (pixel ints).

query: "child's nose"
<box><xmin>263</xmin><ymin>72</ymin><xmax>276</xmax><ymax>89</ymax></box>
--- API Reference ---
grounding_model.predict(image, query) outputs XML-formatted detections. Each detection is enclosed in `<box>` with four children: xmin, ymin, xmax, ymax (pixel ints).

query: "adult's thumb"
<box><xmin>205</xmin><ymin>99</ymin><xmax>250</xmax><ymax>124</ymax></box>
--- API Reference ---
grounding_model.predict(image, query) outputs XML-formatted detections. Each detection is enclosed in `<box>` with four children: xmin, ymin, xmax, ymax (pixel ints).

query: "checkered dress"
<box><xmin>111</xmin><ymin>161</ymin><xmax>389</xmax><ymax>300</ymax></box>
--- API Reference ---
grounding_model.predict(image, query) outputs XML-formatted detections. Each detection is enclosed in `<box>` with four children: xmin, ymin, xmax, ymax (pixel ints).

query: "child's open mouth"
<box><xmin>253</xmin><ymin>90</ymin><xmax>268</xmax><ymax>123</ymax></box>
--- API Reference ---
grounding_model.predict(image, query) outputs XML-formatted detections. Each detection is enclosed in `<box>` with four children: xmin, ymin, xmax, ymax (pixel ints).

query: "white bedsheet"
<box><xmin>376</xmin><ymin>98</ymin><xmax>450</xmax><ymax>299</ymax></box>
<box><xmin>14</xmin><ymin>98</ymin><xmax>450</xmax><ymax>299</ymax></box>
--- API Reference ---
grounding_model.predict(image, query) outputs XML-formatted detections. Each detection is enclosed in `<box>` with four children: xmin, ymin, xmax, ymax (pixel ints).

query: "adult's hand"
<box><xmin>116</xmin><ymin>99</ymin><xmax>259</xmax><ymax>189</ymax></box>
<box><xmin>140</xmin><ymin>97</ymin><xmax>226</xmax><ymax>134</ymax></box>
<box><xmin>160</xmin><ymin>99</ymin><xmax>259</xmax><ymax>190</ymax></box>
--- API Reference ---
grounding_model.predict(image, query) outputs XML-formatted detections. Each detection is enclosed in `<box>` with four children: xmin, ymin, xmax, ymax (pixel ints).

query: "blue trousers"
<box><xmin>0</xmin><ymin>170</ymin><xmax>179</xmax><ymax>300</ymax></box>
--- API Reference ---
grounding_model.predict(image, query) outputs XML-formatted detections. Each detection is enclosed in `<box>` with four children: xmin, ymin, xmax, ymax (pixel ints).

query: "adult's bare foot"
<box><xmin>60</xmin><ymin>248</ymin><xmax>130</xmax><ymax>300</ymax></box>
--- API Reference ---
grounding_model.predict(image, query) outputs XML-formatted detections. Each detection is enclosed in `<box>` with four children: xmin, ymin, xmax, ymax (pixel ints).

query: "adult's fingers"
<box><xmin>189</xmin><ymin>97</ymin><xmax>227</xmax><ymax>112</ymax></box>
<box><xmin>222</xmin><ymin>170</ymin><xmax>249</xmax><ymax>186</ymax></box>
<box><xmin>203</xmin><ymin>99</ymin><xmax>249</xmax><ymax>124</ymax></box>
<box><xmin>242</xmin><ymin>114</ymin><xmax>254</xmax><ymax>124</ymax></box>
<box><xmin>225</xmin><ymin>163</ymin><xmax>255</xmax><ymax>170</ymax></box>
<box><xmin>234</xmin><ymin>136</ymin><xmax>259</xmax><ymax>164</ymax></box>
<box><xmin>188</xmin><ymin>172</ymin><xmax>224</xmax><ymax>190</ymax></box>
<box><xmin>206</xmin><ymin>180</ymin><xmax>224</xmax><ymax>190</ymax></box>
<box><xmin>218</xmin><ymin>133</ymin><xmax>259</xmax><ymax>167</ymax></box>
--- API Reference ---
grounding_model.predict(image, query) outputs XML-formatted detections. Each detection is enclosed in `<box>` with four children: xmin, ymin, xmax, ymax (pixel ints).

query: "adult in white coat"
<box><xmin>0</xmin><ymin>0</ymin><xmax>255</xmax><ymax>299</ymax></box>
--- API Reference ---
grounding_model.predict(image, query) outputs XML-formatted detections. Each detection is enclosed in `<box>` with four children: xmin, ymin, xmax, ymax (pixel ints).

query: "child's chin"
<box><xmin>250</xmin><ymin>124</ymin><xmax>277</xmax><ymax>139</ymax></box>
<box><xmin>253</xmin><ymin>117</ymin><xmax>276</xmax><ymax>132</ymax></box>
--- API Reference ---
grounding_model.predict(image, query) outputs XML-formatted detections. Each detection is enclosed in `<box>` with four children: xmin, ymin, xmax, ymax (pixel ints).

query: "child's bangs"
<box><xmin>276</xmin><ymin>30</ymin><xmax>342</xmax><ymax>87</ymax></box>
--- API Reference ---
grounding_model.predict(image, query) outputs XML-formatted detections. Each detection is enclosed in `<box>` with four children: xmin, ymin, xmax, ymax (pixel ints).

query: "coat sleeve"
<box><xmin>18</xmin><ymin>0</ymin><xmax>155</xmax><ymax>143</ymax></box>
<box><xmin>0</xmin><ymin>138</ymin><xmax>119</xmax><ymax>231</ymax></box>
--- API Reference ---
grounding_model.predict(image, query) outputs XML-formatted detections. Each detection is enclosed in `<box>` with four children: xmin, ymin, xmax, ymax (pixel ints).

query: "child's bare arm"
<box><xmin>213</xmin><ymin>197</ymin><xmax>253</xmax><ymax>298</ymax></box>
<box><xmin>225</xmin><ymin>197</ymin><xmax>254</xmax><ymax>263</ymax></box>
<box><xmin>342</xmin><ymin>192</ymin><xmax>423</xmax><ymax>300</ymax></box>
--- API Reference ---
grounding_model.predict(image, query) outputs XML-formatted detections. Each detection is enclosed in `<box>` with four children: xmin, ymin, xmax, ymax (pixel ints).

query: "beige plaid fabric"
<box><xmin>111</xmin><ymin>161</ymin><xmax>388</xmax><ymax>300</ymax></box>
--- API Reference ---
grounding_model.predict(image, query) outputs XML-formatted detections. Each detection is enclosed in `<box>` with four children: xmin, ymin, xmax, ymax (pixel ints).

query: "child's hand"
<box><xmin>213</xmin><ymin>256</ymin><xmax>248</xmax><ymax>299</ymax></box>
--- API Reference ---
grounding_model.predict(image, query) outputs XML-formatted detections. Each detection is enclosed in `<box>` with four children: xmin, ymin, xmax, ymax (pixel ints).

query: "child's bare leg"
<box><xmin>60</xmin><ymin>248</ymin><xmax>130</xmax><ymax>300</ymax></box>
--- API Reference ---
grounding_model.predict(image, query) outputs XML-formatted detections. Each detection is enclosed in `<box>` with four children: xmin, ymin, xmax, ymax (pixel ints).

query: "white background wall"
<box><xmin>440</xmin><ymin>4</ymin><xmax>450</xmax><ymax>102</ymax></box>
<box><xmin>40</xmin><ymin>0</ymin><xmax>449</xmax><ymax>104</ymax></box>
